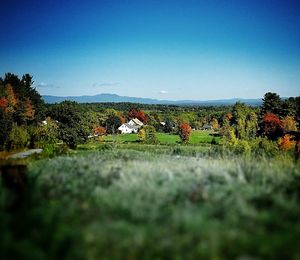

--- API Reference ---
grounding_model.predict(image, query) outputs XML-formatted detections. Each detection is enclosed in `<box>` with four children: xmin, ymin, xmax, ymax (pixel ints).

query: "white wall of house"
<box><xmin>118</xmin><ymin>124</ymin><xmax>138</xmax><ymax>134</ymax></box>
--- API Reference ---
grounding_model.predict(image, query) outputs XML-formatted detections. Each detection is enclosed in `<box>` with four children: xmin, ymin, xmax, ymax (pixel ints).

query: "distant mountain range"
<box><xmin>42</xmin><ymin>93</ymin><xmax>263</xmax><ymax>106</ymax></box>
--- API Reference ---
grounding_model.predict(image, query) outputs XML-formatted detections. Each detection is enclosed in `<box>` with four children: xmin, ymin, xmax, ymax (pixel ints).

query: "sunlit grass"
<box><xmin>102</xmin><ymin>130</ymin><xmax>221</xmax><ymax>145</ymax></box>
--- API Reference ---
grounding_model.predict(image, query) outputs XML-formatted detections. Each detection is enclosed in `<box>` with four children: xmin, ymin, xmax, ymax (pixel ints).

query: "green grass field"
<box><xmin>1</xmin><ymin>145</ymin><xmax>299</xmax><ymax>259</ymax></box>
<box><xmin>103</xmin><ymin>130</ymin><xmax>221</xmax><ymax>145</ymax></box>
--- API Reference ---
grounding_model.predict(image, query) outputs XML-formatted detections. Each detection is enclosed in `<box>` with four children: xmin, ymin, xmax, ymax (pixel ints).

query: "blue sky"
<box><xmin>1</xmin><ymin>0</ymin><xmax>299</xmax><ymax>100</ymax></box>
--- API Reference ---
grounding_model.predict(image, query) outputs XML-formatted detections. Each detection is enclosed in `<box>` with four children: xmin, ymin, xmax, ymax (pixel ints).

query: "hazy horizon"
<box><xmin>1</xmin><ymin>0</ymin><xmax>300</xmax><ymax>100</ymax></box>
<box><xmin>42</xmin><ymin>92</ymin><xmax>266</xmax><ymax>101</ymax></box>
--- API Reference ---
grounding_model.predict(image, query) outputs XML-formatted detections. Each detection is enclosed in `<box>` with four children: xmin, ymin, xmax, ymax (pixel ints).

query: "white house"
<box><xmin>118</xmin><ymin>118</ymin><xmax>144</xmax><ymax>134</ymax></box>
<box><xmin>118</xmin><ymin>123</ymin><xmax>140</xmax><ymax>134</ymax></box>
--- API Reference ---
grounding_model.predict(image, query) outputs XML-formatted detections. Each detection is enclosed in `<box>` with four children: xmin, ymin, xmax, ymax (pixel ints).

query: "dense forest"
<box><xmin>0</xmin><ymin>73</ymin><xmax>299</xmax><ymax>157</ymax></box>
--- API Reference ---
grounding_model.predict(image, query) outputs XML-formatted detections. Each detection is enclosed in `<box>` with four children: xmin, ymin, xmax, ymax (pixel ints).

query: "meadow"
<box><xmin>1</xmin><ymin>143</ymin><xmax>300</xmax><ymax>259</ymax></box>
<box><xmin>103</xmin><ymin>130</ymin><xmax>221</xmax><ymax>145</ymax></box>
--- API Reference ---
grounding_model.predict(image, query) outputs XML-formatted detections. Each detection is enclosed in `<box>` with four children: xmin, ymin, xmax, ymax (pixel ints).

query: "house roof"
<box><xmin>131</xmin><ymin>118</ymin><xmax>144</xmax><ymax>126</ymax></box>
<box><xmin>119</xmin><ymin>123</ymin><xmax>140</xmax><ymax>130</ymax></box>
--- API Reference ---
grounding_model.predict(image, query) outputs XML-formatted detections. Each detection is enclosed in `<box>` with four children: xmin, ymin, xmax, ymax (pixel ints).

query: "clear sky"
<box><xmin>1</xmin><ymin>0</ymin><xmax>299</xmax><ymax>100</ymax></box>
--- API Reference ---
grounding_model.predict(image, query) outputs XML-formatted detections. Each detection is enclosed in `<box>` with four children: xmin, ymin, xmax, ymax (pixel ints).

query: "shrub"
<box><xmin>138</xmin><ymin>128</ymin><xmax>146</xmax><ymax>142</ymax></box>
<box><xmin>225</xmin><ymin>139</ymin><xmax>251</xmax><ymax>155</ymax></box>
<box><xmin>235</xmin><ymin>140</ymin><xmax>251</xmax><ymax>155</ymax></box>
<box><xmin>6</xmin><ymin>124</ymin><xmax>29</xmax><ymax>150</ymax></box>
<box><xmin>251</xmin><ymin>137</ymin><xmax>279</xmax><ymax>157</ymax></box>
<box><xmin>35</xmin><ymin>117</ymin><xmax>59</xmax><ymax>147</ymax></box>
<box><xmin>211</xmin><ymin>137</ymin><xmax>217</xmax><ymax>145</ymax></box>
<box><xmin>41</xmin><ymin>143</ymin><xmax>69</xmax><ymax>158</ymax></box>
<box><xmin>93</xmin><ymin>126</ymin><xmax>106</xmax><ymax>136</ymax></box>
<box><xmin>144</xmin><ymin>126</ymin><xmax>158</xmax><ymax>144</ymax></box>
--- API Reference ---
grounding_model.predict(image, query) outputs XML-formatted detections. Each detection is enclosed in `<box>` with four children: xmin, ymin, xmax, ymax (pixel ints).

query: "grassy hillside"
<box><xmin>1</xmin><ymin>146</ymin><xmax>299</xmax><ymax>259</ymax></box>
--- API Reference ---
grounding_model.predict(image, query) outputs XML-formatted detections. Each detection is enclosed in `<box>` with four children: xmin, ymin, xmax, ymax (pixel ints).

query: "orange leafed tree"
<box><xmin>93</xmin><ymin>126</ymin><xmax>106</xmax><ymax>136</ymax></box>
<box><xmin>179</xmin><ymin>123</ymin><xmax>192</xmax><ymax>143</ymax></box>
<box><xmin>225</xmin><ymin>112</ymin><xmax>233</xmax><ymax>121</ymax></box>
<box><xmin>278</xmin><ymin>134</ymin><xmax>296</xmax><ymax>151</ymax></box>
<box><xmin>24</xmin><ymin>98</ymin><xmax>35</xmax><ymax>119</ymax></box>
<box><xmin>128</xmin><ymin>109</ymin><xmax>148</xmax><ymax>124</ymax></box>
<box><xmin>4</xmin><ymin>84</ymin><xmax>17</xmax><ymax>113</ymax></box>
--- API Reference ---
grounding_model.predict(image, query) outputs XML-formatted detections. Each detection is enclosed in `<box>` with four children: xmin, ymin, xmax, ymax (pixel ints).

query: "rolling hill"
<box><xmin>42</xmin><ymin>93</ymin><xmax>262</xmax><ymax>106</ymax></box>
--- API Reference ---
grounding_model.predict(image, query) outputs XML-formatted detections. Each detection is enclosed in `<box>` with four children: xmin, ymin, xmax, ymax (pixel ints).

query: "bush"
<box><xmin>6</xmin><ymin>124</ymin><xmax>29</xmax><ymax>150</ymax></box>
<box><xmin>138</xmin><ymin>128</ymin><xmax>146</xmax><ymax>142</ymax></box>
<box><xmin>250</xmin><ymin>137</ymin><xmax>279</xmax><ymax>157</ymax></box>
<box><xmin>224</xmin><ymin>137</ymin><xmax>283</xmax><ymax>157</ymax></box>
<box><xmin>41</xmin><ymin>143</ymin><xmax>69</xmax><ymax>158</ymax></box>
<box><xmin>144</xmin><ymin>126</ymin><xmax>158</xmax><ymax>144</ymax></box>
<box><xmin>35</xmin><ymin>117</ymin><xmax>59</xmax><ymax>148</ymax></box>
<box><xmin>225</xmin><ymin>139</ymin><xmax>251</xmax><ymax>155</ymax></box>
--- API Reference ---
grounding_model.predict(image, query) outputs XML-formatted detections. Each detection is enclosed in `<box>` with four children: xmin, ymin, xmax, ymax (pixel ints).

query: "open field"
<box><xmin>1</xmin><ymin>146</ymin><xmax>299</xmax><ymax>259</ymax></box>
<box><xmin>103</xmin><ymin>130</ymin><xmax>221</xmax><ymax>145</ymax></box>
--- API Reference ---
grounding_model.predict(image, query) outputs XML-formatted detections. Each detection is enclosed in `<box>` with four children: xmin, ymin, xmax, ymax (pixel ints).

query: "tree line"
<box><xmin>0</xmin><ymin>73</ymin><xmax>299</xmax><ymax>157</ymax></box>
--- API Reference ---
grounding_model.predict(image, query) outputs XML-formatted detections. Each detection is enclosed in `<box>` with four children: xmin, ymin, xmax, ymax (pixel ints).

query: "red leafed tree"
<box><xmin>128</xmin><ymin>109</ymin><xmax>148</xmax><ymax>124</ymax></box>
<box><xmin>93</xmin><ymin>126</ymin><xmax>106</xmax><ymax>136</ymax></box>
<box><xmin>262</xmin><ymin>113</ymin><xmax>283</xmax><ymax>140</ymax></box>
<box><xmin>0</xmin><ymin>97</ymin><xmax>7</xmax><ymax>112</ymax></box>
<box><xmin>179</xmin><ymin>123</ymin><xmax>192</xmax><ymax>143</ymax></box>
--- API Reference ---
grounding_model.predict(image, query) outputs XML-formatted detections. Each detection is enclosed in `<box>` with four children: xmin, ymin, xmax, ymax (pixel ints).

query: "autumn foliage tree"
<box><xmin>128</xmin><ymin>109</ymin><xmax>148</xmax><ymax>124</ymax></box>
<box><xmin>261</xmin><ymin>113</ymin><xmax>283</xmax><ymax>140</ymax></box>
<box><xmin>210</xmin><ymin>118</ymin><xmax>219</xmax><ymax>131</ymax></box>
<box><xmin>282</xmin><ymin>116</ymin><xmax>298</xmax><ymax>132</ymax></box>
<box><xmin>179</xmin><ymin>123</ymin><xmax>192</xmax><ymax>143</ymax></box>
<box><xmin>278</xmin><ymin>134</ymin><xmax>296</xmax><ymax>151</ymax></box>
<box><xmin>24</xmin><ymin>98</ymin><xmax>35</xmax><ymax>120</ymax></box>
<box><xmin>4</xmin><ymin>84</ymin><xmax>17</xmax><ymax>113</ymax></box>
<box><xmin>0</xmin><ymin>73</ymin><xmax>45</xmax><ymax>150</ymax></box>
<box><xmin>93</xmin><ymin>126</ymin><xmax>106</xmax><ymax>136</ymax></box>
<box><xmin>138</xmin><ymin>128</ymin><xmax>146</xmax><ymax>142</ymax></box>
<box><xmin>0</xmin><ymin>97</ymin><xmax>7</xmax><ymax>112</ymax></box>
<box><xmin>224</xmin><ymin>112</ymin><xmax>233</xmax><ymax>122</ymax></box>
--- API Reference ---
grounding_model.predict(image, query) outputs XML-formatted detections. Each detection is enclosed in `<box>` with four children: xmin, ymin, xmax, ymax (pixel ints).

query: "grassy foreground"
<box><xmin>1</xmin><ymin>146</ymin><xmax>300</xmax><ymax>259</ymax></box>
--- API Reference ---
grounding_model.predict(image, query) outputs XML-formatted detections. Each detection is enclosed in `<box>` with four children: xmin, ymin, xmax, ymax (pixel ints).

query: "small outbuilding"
<box><xmin>202</xmin><ymin>124</ymin><xmax>213</xmax><ymax>130</ymax></box>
